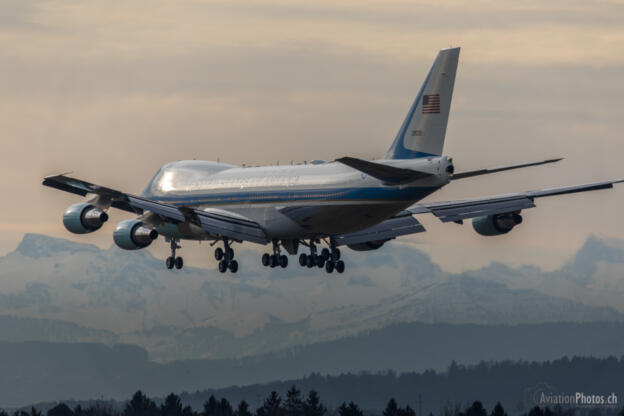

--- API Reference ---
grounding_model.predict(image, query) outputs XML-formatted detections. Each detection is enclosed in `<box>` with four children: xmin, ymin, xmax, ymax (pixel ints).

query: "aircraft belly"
<box><xmin>222</xmin><ymin>202</ymin><xmax>407</xmax><ymax>238</ymax></box>
<box><xmin>276</xmin><ymin>203</ymin><xmax>408</xmax><ymax>237</ymax></box>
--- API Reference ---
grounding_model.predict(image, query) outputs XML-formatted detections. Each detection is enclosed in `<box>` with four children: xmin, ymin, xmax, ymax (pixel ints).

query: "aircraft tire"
<box><xmin>321</xmin><ymin>248</ymin><xmax>330</xmax><ymax>260</ymax></box>
<box><xmin>331</xmin><ymin>249</ymin><xmax>341</xmax><ymax>262</ymax></box>
<box><xmin>166</xmin><ymin>256</ymin><xmax>174</xmax><ymax>269</ymax></box>
<box><xmin>214</xmin><ymin>247</ymin><xmax>224</xmax><ymax>261</ymax></box>
<box><xmin>218</xmin><ymin>260</ymin><xmax>228</xmax><ymax>273</ymax></box>
<box><xmin>262</xmin><ymin>253</ymin><xmax>271</xmax><ymax>266</ymax></box>
<box><xmin>316</xmin><ymin>256</ymin><xmax>325</xmax><ymax>268</ymax></box>
<box><xmin>335</xmin><ymin>260</ymin><xmax>345</xmax><ymax>273</ymax></box>
<box><xmin>279</xmin><ymin>255</ymin><xmax>288</xmax><ymax>268</ymax></box>
<box><xmin>225</xmin><ymin>248</ymin><xmax>234</xmax><ymax>262</ymax></box>
<box><xmin>299</xmin><ymin>253</ymin><xmax>307</xmax><ymax>266</ymax></box>
<box><xmin>325</xmin><ymin>261</ymin><xmax>334</xmax><ymax>273</ymax></box>
<box><xmin>175</xmin><ymin>257</ymin><xmax>183</xmax><ymax>269</ymax></box>
<box><xmin>229</xmin><ymin>260</ymin><xmax>238</xmax><ymax>273</ymax></box>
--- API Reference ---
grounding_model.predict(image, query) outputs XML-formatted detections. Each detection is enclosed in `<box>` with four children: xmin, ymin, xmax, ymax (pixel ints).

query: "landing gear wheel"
<box><xmin>321</xmin><ymin>248</ymin><xmax>330</xmax><ymax>261</ymax></box>
<box><xmin>225</xmin><ymin>248</ymin><xmax>234</xmax><ymax>262</ymax></box>
<box><xmin>331</xmin><ymin>248</ymin><xmax>341</xmax><ymax>262</ymax></box>
<box><xmin>166</xmin><ymin>256</ymin><xmax>174</xmax><ymax>269</ymax></box>
<box><xmin>279</xmin><ymin>255</ymin><xmax>288</xmax><ymax>268</ymax></box>
<box><xmin>262</xmin><ymin>253</ymin><xmax>271</xmax><ymax>266</ymax></box>
<box><xmin>218</xmin><ymin>260</ymin><xmax>228</xmax><ymax>273</ymax></box>
<box><xmin>215</xmin><ymin>247</ymin><xmax>224</xmax><ymax>261</ymax></box>
<box><xmin>174</xmin><ymin>257</ymin><xmax>183</xmax><ymax>269</ymax></box>
<box><xmin>316</xmin><ymin>256</ymin><xmax>325</xmax><ymax>268</ymax></box>
<box><xmin>306</xmin><ymin>255</ymin><xmax>315</xmax><ymax>268</ymax></box>
<box><xmin>325</xmin><ymin>261</ymin><xmax>334</xmax><ymax>273</ymax></box>
<box><xmin>299</xmin><ymin>253</ymin><xmax>307</xmax><ymax>266</ymax></box>
<box><xmin>229</xmin><ymin>260</ymin><xmax>238</xmax><ymax>273</ymax></box>
<box><xmin>270</xmin><ymin>254</ymin><xmax>278</xmax><ymax>268</ymax></box>
<box><xmin>335</xmin><ymin>260</ymin><xmax>345</xmax><ymax>273</ymax></box>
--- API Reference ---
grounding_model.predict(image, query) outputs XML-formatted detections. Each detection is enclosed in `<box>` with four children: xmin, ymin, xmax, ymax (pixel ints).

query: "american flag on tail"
<box><xmin>422</xmin><ymin>94</ymin><xmax>440</xmax><ymax>114</ymax></box>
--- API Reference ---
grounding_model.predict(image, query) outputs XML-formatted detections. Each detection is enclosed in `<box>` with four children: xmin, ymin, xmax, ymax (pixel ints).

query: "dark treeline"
<box><xmin>175</xmin><ymin>356</ymin><xmax>624</xmax><ymax>415</ymax></box>
<box><xmin>3</xmin><ymin>388</ymin><xmax>623</xmax><ymax>416</ymax></box>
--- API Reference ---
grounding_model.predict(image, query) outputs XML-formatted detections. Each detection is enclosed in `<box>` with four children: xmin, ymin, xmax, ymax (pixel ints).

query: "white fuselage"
<box><xmin>143</xmin><ymin>157</ymin><xmax>453</xmax><ymax>240</ymax></box>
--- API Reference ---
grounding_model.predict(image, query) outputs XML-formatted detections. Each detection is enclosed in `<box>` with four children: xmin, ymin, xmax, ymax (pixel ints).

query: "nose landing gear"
<box><xmin>165</xmin><ymin>239</ymin><xmax>183</xmax><ymax>270</ymax></box>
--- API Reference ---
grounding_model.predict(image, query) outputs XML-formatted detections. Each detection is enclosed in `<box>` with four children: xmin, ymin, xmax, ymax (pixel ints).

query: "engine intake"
<box><xmin>63</xmin><ymin>203</ymin><xmax>109</xmax><ymax>234</ymax></box>
<box><xmin>113</xmin><ymin>219</ymin><xmax>158</xmax><ymax>250</ymax></box>
<box><xmin>472</xmin><ymin>212</ymin><xmax>523</xmax><ymax>236</ymax></box>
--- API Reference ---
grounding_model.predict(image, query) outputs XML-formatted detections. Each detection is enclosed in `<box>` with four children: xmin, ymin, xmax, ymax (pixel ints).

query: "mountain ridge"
<box><xmin>1</xmin><ymin>233</ymin><xmax>623</xmax><ymax>361</ymax></box>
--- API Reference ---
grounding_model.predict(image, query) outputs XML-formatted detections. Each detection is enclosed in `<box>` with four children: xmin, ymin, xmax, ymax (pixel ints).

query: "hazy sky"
<box><xmin>1</xmin><ymin>0</ymin><xmax>623</xmax><ymax>271</ymax></box>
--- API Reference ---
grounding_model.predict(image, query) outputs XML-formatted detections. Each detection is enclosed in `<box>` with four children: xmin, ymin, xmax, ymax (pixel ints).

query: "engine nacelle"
<box><xmin>472</xmin><ymin>212</ymin><xmax>523</xmax><ymax>236</ymax></box>
<box><xmin>113</xmin><ymin>219</ymin><xmax>159</xmax><ymax>250</ymax></box>
<box><xmin>347</xmin><ymin>239</ymin><xmax>388</xmax><ymax>251</ymax></box>
<box><xmin>63</xmin><ymin>203</ymin><xmax>109</xmax><ymax>234</ymax></box>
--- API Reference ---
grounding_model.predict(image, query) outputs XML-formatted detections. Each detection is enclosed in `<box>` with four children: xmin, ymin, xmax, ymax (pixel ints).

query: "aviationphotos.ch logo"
<box><xmin>524</xmin><ymin>382</ymin><xmax>619</xmax><ymax>409</ymax></box>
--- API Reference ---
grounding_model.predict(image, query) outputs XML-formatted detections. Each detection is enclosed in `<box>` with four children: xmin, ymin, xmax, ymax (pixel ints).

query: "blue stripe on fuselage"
<box><xmin>145</xmin><ymin>185</ymin><xmax>439</xmax><ymax>207</ymax></box>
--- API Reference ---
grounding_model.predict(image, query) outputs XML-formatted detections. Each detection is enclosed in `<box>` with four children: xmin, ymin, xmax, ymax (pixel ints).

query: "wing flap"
<box><xmin>409</xmin><ymin>179</ymin><xmax>623</xmax><ymax>222</ymax></box>
<box><xmin>127</xmin><ymin>196</ymin><xmax>187</xmax><ymax>222</ymax></box>
<box><xmin>334</xmin><ymin>211</ymin><xmax>425</xmax><ymax>246</ymax></box>
<box><xmin>422</xmin><ymin>196</ymin><xmax>535</xmax><ymax>222</ymax></box>
<box><xmin>193</xmin><ymin>210</ymin><xmax>268</xmax><ymax>244</ymax></box>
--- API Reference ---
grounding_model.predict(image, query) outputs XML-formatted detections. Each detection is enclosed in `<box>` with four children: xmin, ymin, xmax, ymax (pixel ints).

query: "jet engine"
<box><xmin>113</xmin><ymin>219</ymin><xmax>159</xmax><ymax>250</ymax></box>
<box><xmin>472</xmin><ymin>212</ymin><xmax>523</xmax><ymax>236</ymax></box>
<box><xmin>347</xmin><ymin>239</ymin><xmax>388</xmax><ymax>251</ymax></box>
<box><xmin>63</xmin><ymin>203</ymin><xmax>109</xmax><ymax>234</ymax></box>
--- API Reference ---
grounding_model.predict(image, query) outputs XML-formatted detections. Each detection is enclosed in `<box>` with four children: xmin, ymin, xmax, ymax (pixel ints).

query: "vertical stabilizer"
<box><xmin>385</xmin><ymin>47</ymin><xmax>460</xmax><ymax>159</ymax></box>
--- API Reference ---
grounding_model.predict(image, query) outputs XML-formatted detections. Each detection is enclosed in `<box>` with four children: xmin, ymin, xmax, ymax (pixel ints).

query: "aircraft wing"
<box><xmin>408</xmin><ymin>179</ymin><xmax>624</xmax><ymax>223</ymax></box>
<box><xmin>334</xmin><ymin>211</ymin><xmax>425</xmax><ymax>246</ymax></box>
<box><xmin>42</xmin><ymin>174</ymin><xmax>268</xmax><ymax>244</ymax></box>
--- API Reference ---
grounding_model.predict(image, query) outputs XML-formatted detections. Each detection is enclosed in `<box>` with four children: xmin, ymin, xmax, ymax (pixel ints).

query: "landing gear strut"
<box><xmin>215</xmin><ymin>239</ymin><xmax>238</xmax><ymax>273</ymax></box>
<box><xmin>165</xmin><ymin>239</ymin><xmax>183</xmax><ymax>270</ymax></box>
<box><xmin>261</xmin><ymin>240</ymin><xmax>288</xmax><ymax>268</ymax></box>
<box><xmin>327</xmin><ymin>240</ymin><xmax>345</xmax><ymax>274</ymax></box>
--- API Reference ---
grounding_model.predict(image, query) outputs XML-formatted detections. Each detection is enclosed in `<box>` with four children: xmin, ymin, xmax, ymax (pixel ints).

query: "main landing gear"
<box><xmin>261</xmin><ymin>240</ymin><xmax>288</xmax><ymax>268</ymax></box>
<box><xmin>214</xmin><ymin>239</ymin><xmax>238</xmax><ymax>273</ymax></box>
<box><xmin>260</xmin><ymin>239</ymin><xmax>345</xmax><ymax>274</ymax></box>
<box><xmin>297</xmin><ymin>241</ymin><xmax>344</xmax><ymax>274</ymax></box>
<box><xmin>165</xmin><ymin>239</ymin><xmax>183</xmax><ymax>270</ymax></box>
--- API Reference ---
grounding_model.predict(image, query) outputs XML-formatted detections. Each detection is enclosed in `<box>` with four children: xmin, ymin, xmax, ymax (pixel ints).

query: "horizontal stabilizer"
<box><xmin>336</xmin><ymin>157</ymin><xmax>433</xmax><ymax>185</ymax></box>
<box><xmin>452</xmin><ymin>158</ymin><xmax>563</xmax><ymax>180</ymax></box>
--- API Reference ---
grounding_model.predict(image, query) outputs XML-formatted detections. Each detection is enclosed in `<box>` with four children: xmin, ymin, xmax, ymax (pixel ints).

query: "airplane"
<box><xmin>42</xmin><ymin>47</ymin><xmax>623</xmax><ymax>274</ymax></box>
